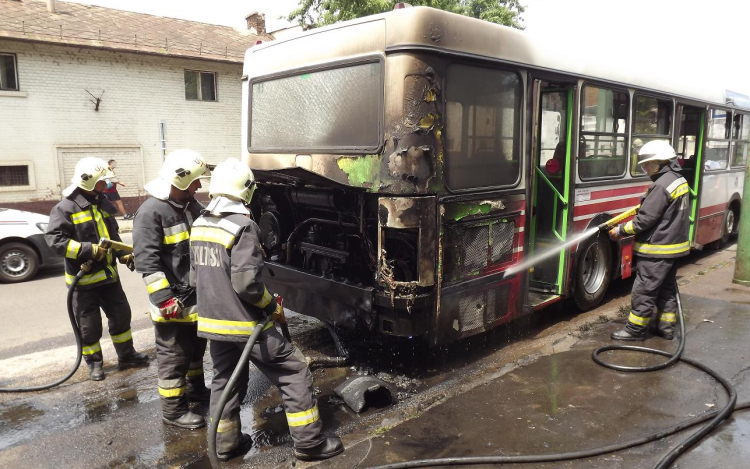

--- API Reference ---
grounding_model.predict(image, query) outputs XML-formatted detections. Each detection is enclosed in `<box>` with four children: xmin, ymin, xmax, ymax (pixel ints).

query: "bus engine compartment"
<box><xmin>252</xmin><ymin>180</ymin><xmax>436</xmax><ymax>338</ymax></box>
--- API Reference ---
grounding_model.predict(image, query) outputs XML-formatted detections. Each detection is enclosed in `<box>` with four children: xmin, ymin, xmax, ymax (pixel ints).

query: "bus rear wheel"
<box><xmin>707</xmin><ymin>206</ymin><xmax>737</xmax><ymax>250</ymax></box>
<box><xmin>572</xmin><ymin>232</ymin><xmax>612</xmax><ymax>311</ymax></box>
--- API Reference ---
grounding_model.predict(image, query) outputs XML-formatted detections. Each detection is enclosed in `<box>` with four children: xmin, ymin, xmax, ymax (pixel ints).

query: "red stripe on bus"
<box><xmin>573</xmin><ymin>196</ymin><xmax>641</xmax><ymax>217</ymax></box>
<box><xmin>588</xmin><ymin>184</ymin><xmax>650</xmax><ymax>201</ymax></box>
<box><xmin>698</xmin><ymin>202</ymin><xmax>728</xmax><ymax>218</ymax></box>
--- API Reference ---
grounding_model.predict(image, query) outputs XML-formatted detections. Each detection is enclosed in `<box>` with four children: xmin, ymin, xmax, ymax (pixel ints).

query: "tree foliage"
<box><xmin>288</xmin><ymin>0</ymin><xmax>525</xmax><ymax>30</ymax></box>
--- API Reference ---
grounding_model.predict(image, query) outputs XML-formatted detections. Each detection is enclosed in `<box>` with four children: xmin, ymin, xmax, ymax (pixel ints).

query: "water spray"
<box><xmin>504</xmin><ymin>205</ymin><xmax>640</xmax><ymax>278</ymax></box>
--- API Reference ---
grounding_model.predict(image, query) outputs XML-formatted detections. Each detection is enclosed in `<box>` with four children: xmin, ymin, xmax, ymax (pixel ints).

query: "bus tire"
<box><xmin>572</xmin><ymin>231</ymin><xmax>612</xmax><ymax>311</ymax></box>
<box><xmin>707</xmin><ymin>206</ymin><xmax>737</xmax><ymax>250</ymax></box>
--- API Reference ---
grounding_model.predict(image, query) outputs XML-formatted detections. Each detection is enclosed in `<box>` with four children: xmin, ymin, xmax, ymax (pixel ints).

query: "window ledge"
<box><xmin>0</xmin><ymin>90</ymin><xmax>27</xmax><ymax>98</ymax></box>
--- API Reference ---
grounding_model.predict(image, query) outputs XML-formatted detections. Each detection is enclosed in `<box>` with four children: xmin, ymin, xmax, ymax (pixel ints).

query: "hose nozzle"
<box><xmin>99</xmin><ymin>237</ymin><xmax>133</xmax><ymax>254</ymax></box>
<box><xmin>598</xmin><ymin>205</ymin><xmax>640</xmax><ymax>231</ymax></box>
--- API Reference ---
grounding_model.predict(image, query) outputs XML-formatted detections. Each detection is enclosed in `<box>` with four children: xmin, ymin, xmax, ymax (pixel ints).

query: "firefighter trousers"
<box><xmin>71</xmin><ymin>281</ymin><xmax>136</xmax><ymax>366</ymax></box>
<box><xmin>626</xmin><ymin>257</ymin><xmax>679</xmax><ymax>336</ymax></box>
<box><xmin>154</xmin><ymin>323</ymin><xmax>208</xmax><ymax>418</ymax></box>
<box><xmin>209</xmin><ymin>327</ymin><xmax>325</xmax><ymax>453</ymax></box>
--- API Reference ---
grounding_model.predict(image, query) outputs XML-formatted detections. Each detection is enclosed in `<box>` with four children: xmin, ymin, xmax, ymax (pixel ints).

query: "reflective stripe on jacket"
<box><xmin>45</xmin><ymin>189</ymin><xmax>122</xmax><ymax>289</ymax></box>
<box><xmin>132</xmin><ymin>197</ymin><xmax>203</xmax><ymax>323</ymax></box>
<box><xmin>621</xmin><ymin>160</ymin><xmax>691</xmax><ymax>259</ymax></box>
<box><xmin>190</xmin><ymin>213</ymin><xmax>277</xmax><ymax>342</ymax></box>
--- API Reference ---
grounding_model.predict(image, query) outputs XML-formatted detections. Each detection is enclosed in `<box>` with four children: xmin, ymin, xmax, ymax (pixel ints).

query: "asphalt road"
<box><xmin>0</xmin><ymin>233</ymin><xmax>153</xmax><ymax>360</ymax></box>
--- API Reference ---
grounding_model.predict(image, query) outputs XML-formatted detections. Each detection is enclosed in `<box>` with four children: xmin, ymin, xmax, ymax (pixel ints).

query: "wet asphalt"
<box><xmin>0</xmin><ymin>245</ymin><xmax>748</xmax><ymax>469</ymax></box>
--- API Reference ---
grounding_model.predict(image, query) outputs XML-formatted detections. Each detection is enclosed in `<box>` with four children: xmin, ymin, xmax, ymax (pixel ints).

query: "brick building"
<box><xmin>0</xmin><ymin>0</ymin><xmax>268</xmax><ymax>213</ymax></box>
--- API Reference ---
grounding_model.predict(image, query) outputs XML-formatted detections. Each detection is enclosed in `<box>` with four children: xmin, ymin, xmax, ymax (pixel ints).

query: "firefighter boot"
<box><xmin>294</xmin><ymin>436</ymin><xmax>345</xmax><ymax>461</ymax></box>
<box><xmin>218</xmin><ymin>433</ymin><xmax>253</xmax><ymax>462</ymax></box>
<box><xmin>187</xmin><ymin>378</ymin><xmax>211</xmax><ymax>404</ymax></box>
<box><xmin>610</xmin><ymin>329</ymin><xmax>646</xmax><ymax>341</ymax></box>
<box><xmin>88</xmin><ymin>362</ymin><xmax>105</xmax><ymax>381</ymax></box>
<box><xmin>117</xmin><ymin>349</ymin><xmax>150</xmax><ymax>370</ymax></box>
<box><xmin>163</xmin><ymin>410</ymin><xmax>205</xmax><ymax>430</ymax></box>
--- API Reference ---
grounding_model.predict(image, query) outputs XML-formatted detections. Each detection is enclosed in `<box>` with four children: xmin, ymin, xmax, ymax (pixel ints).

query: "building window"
<box><xmin>444</xmin><ymin>64</ymin><xmax>522</xmax><ymax>190</ymax></box>
<box><xmin>579</xmin><ymin>85</ymin><xmax>629</xmax><ymax>180</ymax></box>
<box><xmin>184</xmin><ymin>70</ymin><xmax>216</xmax><ymax>101</ymax></box>
<box><xmin>0</xmin><ymin>53</ymin><xmax>19</xmax><ymax>91</ymax></box>
<box><xmin>631</xmin><ymin>95</ymin><xmax>672</xmax><ymax>176</ymax></box>
<box><xmin>0</xmin><ymin>165</ymin><xmax>29</xmax><ymax>187</ymax></box>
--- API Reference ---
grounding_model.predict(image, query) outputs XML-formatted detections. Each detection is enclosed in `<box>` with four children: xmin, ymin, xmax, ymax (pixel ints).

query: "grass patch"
<box><xmin>617</xmin><ymin>304</ymin><xmax>629</xmax><ymax>317</ymax></box>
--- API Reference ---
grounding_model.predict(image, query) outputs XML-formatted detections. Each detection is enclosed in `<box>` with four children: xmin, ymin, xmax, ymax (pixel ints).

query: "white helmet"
<box><xmin>62</xmin><ymin>157</ymin><xmax>109</xmax><ymax>196</ymax></box>
<box><xmin>144</xmin><ymin>149</ymin><xmax>210</xmax><ymax>199</ymax></box>
<box><xmin>208</xmin><ymin>158</ymin><xmax>256</xmax><ymax>205</ymax></box>
<box><xmin>638</xmin><ymin>140</ymin><xmax>677</xmax><ymax>166</ymax></box>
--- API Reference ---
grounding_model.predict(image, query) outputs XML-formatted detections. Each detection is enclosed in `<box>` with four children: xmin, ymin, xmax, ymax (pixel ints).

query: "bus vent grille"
<box><xmin>459</xmin><ymin>292</ymin><xmax>485</xmax><ymax>332</ymax></box>
<box><xmin>491</xmin><ymin>222</ymin><xmax>515</xmax><ymax>264</ymax></box>
<box><xmin>458</xmin><ymin>284</ymin><xmax>512</xmax><ymax>331</ymax></box>
<box><xmin>445</xmin><ymin>219</ymin><xmax>515</xmax><ymax>282</ymax></box>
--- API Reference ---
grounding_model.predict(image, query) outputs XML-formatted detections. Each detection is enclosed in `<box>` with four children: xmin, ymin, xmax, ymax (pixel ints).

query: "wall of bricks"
<box><xmin>0</xmin><ymin>39</ymin><xmax>245</xmax><ymax>213</ymax></box>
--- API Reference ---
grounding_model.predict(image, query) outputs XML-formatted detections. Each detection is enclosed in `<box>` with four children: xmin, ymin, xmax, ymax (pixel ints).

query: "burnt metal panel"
<box><xmin>377</xmin><ymin>196</ymin><xmax>437</xmax><ymax>287</ymax></box>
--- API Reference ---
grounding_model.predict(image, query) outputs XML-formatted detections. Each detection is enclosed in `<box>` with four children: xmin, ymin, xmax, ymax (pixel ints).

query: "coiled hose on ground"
<box><xmin>368</xmin><ymin>286</ymin><xmax>745</xmax><ymax>469</ymax></box>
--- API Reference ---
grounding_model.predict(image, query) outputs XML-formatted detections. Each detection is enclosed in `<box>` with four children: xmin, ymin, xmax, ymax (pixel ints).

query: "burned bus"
<box><xmin>241</xmin><ymin>6</ymin><xmax>747</xmax><ymax>345</ymax></box>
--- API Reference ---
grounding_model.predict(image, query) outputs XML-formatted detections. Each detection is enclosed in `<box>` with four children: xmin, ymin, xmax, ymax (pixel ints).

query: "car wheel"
<box><xmin>0</xmin><ymin>242</ymin><xmax>40</xmax><ymax>283</ymax></box>
<box><xmin>573</xmin><ymin>231</ymin><xmax>612</xmax><ymax>311</ymax></box>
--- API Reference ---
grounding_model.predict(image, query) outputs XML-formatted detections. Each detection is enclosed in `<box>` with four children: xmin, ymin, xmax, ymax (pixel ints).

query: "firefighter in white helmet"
<box><xmin>609</xmin><ymin>140</ymin><xmax>691</xmax><ymax>340</ymax></box>
<box><xmin>46</xmin><ymin>157</ymin><xmax>149</xmax><ymax>381</ymax></box>
<box><xmin>190</xmin><ymin>158</ymin><xmax>344</xmax><ymax>461</ymax></box>
<box><xmin>132</xmin><ymin>150</ymin><xmax>212</xmax><ymax>430</ymax></box>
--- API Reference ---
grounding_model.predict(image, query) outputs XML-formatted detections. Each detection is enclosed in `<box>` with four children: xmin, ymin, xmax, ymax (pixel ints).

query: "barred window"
<box><xmin>0</xmin><ymin>165</ymin><xmax>29</xmax><ymax>187</ymax></box>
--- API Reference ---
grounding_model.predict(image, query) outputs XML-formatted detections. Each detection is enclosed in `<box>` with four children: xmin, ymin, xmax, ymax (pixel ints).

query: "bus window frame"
<box><xmin>246</xmin><ymin>54</ymin><xmax>386</xmax><ymax>155</ymax></box>
<box><xmin>731</xmin><ymin>111</ymin><xmax>749</xmax><ymax>168</ymax></box>
<box><xmin>704</xmin><ymin>107</ymin><xmax>733</xmax><ymax>172</ymax></box>
<box><xmin>630</xmin><ymin>93</ymin><xmax>674</xmax><ymax>177</ymax></box>
<box><xmin>577</xmin><ymin>82</ymin><xmax>630</xmax><ymax>182</ymax></box>
<box><xmin>442</xmin><ymin>61</ymin><xmax>525</xmax><ymax>193</ymax></box>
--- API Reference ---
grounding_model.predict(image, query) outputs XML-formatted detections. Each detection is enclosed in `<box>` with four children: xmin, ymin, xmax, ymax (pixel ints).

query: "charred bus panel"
<box><xmin>242</xmin><ymin>8</ymin><xmax>528</xmax><ymax>344</ymax></box>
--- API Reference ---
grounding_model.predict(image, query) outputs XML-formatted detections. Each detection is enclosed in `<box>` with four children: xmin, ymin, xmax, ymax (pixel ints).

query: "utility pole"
<box><xmin>733</xmin><ymin>160</ymin><xmax>750</xmax><ymax>286</ymax></box>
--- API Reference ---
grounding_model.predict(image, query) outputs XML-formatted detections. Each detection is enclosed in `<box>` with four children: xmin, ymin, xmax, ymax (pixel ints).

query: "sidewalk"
<box><xmin>312</xmin><ymin>261</ymin><xmax>750</xmax><ymax>469</ymax></box>
<box><xmin>117</xmin><ymin>216</ymin><xmax>133</xmax><ymax>233</ymax></box>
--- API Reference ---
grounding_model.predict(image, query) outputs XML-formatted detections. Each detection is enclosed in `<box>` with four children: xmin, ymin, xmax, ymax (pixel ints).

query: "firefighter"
<box><xmin>609</xmin><ymin>140</ymin><xmax>690</xmax><ymax>341</ymax></box>
<box><xmin>190</xmin><ymin>158</ymin><xmax>344</xmax><ymax>462</ymax></box>
<box><xmin>46</xmin><ymin>157</ymin><xmax>149</xmax><ymax>381</ymax></box>
<box><xmin>132</xmin><ymin>149</ymin><xmax>212</xmax><ymax>430</ymax></box>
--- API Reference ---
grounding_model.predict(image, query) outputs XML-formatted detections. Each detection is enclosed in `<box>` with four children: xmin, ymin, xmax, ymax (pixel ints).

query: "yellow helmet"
<box><xmin>208</xmin><ymin>158</ymin><xmax>256</xmax><ymax>205</ymax></box>
<box><xmin>145</xmin><ymin>149</ymin><xmax>210</xmax><ymax>199</ymax></box>
<box><xmin>63</xmin><ymin>157</ymin><xmax>109</xmax><ymax>196</ymax></box>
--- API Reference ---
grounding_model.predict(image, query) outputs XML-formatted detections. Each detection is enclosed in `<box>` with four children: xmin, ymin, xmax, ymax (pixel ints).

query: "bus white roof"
<box><xmin>246</xmin><ymin>6</ymin><xmax>749</xmax><ymax>111</ymax></box>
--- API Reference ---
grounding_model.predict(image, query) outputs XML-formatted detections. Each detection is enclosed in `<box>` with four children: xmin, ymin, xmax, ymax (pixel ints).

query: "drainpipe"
<box><xmin>733</xmin><ymin>161</ymin><xmax>750</xmax><ymax>286</ymax></box>
<box><xmin>47</xmin><ymin>0</ymin><xmax>56</xmax><ymax>13</ymax></box>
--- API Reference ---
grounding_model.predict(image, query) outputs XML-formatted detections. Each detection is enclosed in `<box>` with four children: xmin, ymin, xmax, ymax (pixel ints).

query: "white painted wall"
<box><xmin>0</xmin><ymin>39</ymin><xmax>244</xmax><ymax>204</ymax></box>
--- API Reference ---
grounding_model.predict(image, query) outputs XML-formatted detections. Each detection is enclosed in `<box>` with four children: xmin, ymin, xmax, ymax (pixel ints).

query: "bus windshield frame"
<box><xmin>247</xmin><ymin>56</ymin><xmax>385</xmax><ymax>154</ymax></box>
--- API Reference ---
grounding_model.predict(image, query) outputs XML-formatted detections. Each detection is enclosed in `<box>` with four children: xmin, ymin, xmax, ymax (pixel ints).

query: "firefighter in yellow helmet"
<box><xmin>609</xmin><ymin>141</ymin><xmax>691</xmax><ymax>341</ymax></box>
<box><xmin>190</xmin><ymin>158</ymin><xmax>344</xmax><ymax>461</ymax></box>
<box><xmin>132</xmin><ymin>149</ymin><xmax>211</xmax><ymax>430</ymax></box>
<box><xmin>45</xmin><ymin>157</ymin><xmax>149</xmax><ymax>381</ymax></box>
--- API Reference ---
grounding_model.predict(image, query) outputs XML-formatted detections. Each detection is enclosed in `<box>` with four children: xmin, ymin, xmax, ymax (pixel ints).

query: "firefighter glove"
<box><xmin>270</xmin><ymin>295</ymin><xmax>285</xmax><ymax>323</ymax></box>
<box><xmin>608</xmin><ymin>226</ymin><xmax>622</xmax><ymax>241</ymax></box>
<box><xmin>118</xmin><ymin>253</ymin><xmax>135</xmax><ymax>271</ymax></box>
<box><xmin>157</xmin><ymin>298</ymin><xmax>183</xmax><ymax>320</ymax></box>
<box><xmin>91</xmin><ymin>244</ymin><xmax>108</xmax><ymax>261</ymax></box>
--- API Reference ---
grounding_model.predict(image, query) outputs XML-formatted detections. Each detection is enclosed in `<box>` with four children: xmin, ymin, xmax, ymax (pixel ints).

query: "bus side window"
<box><xmin>444</xmin><ymin>64</ymin><xmax>522</xmax><ymax>190</ymax></box>
<box><xmin>578</xmin><ymin>85</ymin><xmax>629</xmax><ymax>180</ymax></box>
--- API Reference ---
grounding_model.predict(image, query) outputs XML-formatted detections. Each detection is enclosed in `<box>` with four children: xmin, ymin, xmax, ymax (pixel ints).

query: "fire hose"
<box><xmin>0</xmin><ymin>238</ymin><xmax>131</xmax><ymax>393</ymax></box>
<box><xmin>367</xmin><ymin>207</ymin><xmax>745</xmax><ymax>469</ymax></box>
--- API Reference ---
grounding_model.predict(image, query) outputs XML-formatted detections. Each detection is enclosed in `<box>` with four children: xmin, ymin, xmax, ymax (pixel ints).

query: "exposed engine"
<box><xmin>254</xmin><ymin>185</ymin><xmax>385</xmax><ymax>287</ymax></box>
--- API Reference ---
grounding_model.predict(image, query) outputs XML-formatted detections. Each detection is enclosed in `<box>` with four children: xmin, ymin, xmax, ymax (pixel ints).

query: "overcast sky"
<box><xmin>68</xmin><ymin>0</ymin><xmax>748</xmax><ymax>91</ymax></box>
